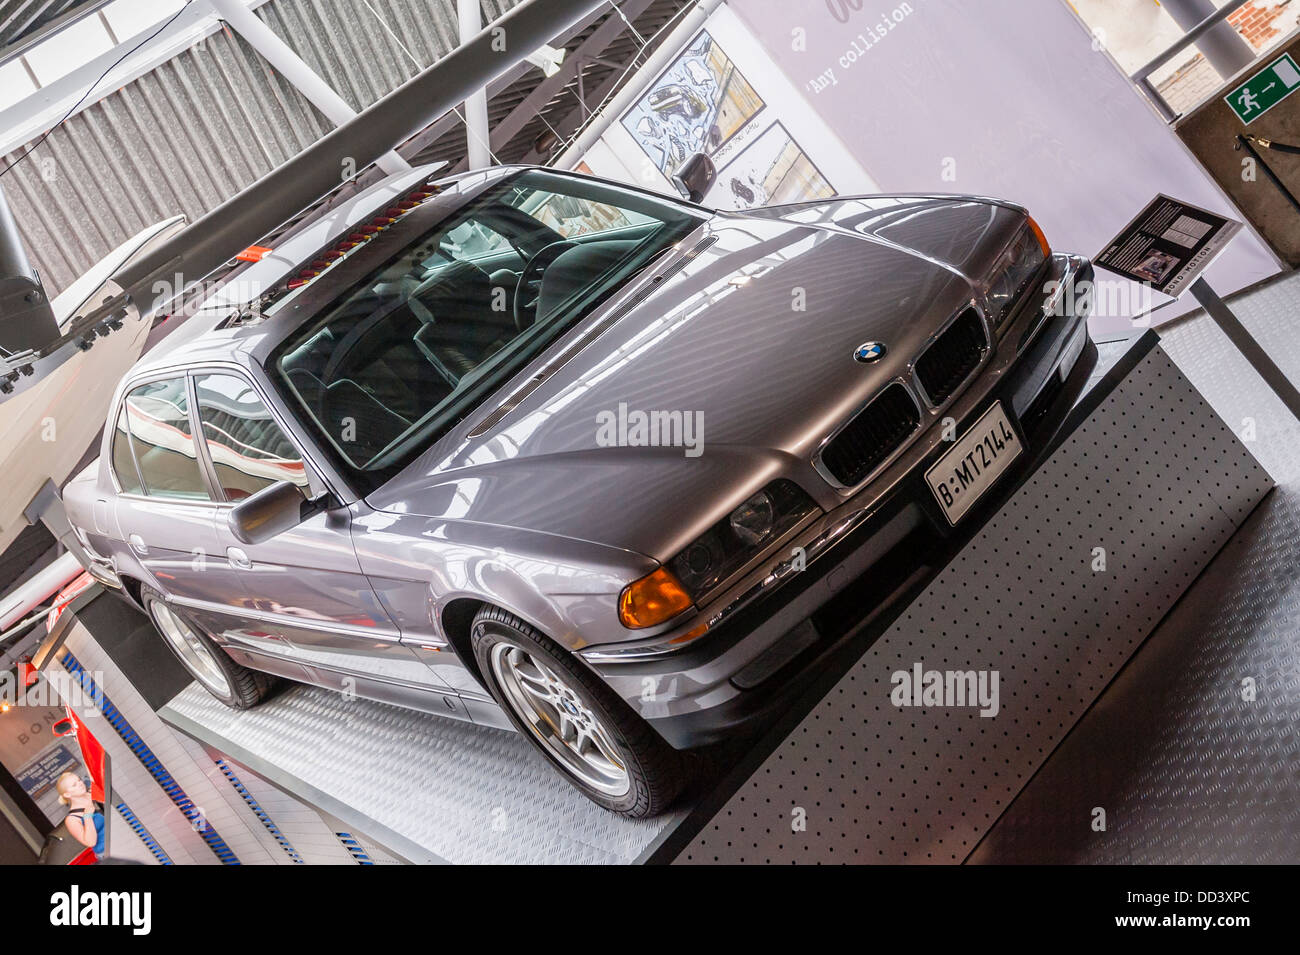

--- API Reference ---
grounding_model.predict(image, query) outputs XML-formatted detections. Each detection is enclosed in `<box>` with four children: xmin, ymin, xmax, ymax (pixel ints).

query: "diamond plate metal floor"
<box><xmin>970</xmin><ymin>275</ymin><xmax>1300</xmax><ymax>864</ymax></box>
<box><xmin>161</xmin><ymin>683</ymin><xmax>682</xmax><ymax>864</ymax></box>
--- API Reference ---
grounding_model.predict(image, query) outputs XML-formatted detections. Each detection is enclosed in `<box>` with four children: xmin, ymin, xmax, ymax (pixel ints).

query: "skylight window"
<box><xmin>21</xmin><ymin>15</ymin><xmax>114</xmax><ymax>87</ymax></box>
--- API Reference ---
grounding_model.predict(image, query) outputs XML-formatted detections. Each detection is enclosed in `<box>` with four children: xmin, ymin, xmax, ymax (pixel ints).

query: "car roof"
<box><xmin>124</xmin><ymin>163</ymin><xmax>521</xmax><ymax>379</ymax></box>
<box><xmin>121</xmin><ymin>163</ymin><xmax>704</xmax><ymax>384</ymax></box>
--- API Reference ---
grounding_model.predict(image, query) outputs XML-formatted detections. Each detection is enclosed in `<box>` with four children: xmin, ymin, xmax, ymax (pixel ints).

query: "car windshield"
<box><xmin>266</xmin><ymin>169</ymin><xmax>704</xmax><ymax>493</ymax></box>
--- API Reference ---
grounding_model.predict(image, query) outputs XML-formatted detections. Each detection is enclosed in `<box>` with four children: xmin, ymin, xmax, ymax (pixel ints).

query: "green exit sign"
<box><xmin>1225</xmin><ymin>53</ymin><xmax>1300</xmax><ymax>125</ymax></box>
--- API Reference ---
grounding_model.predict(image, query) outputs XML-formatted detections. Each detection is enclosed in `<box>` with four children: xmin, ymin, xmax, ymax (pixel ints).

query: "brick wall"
<box><xmin>1228</xmin><ymin>0</ymin><xmax>1293</xmax><ymax>50</ymax></box>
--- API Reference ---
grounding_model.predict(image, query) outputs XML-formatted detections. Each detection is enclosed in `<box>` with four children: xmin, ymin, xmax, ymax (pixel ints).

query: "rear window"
<box><xmin>117</xmin><ymin>377</ymin><xmax>210</xmax><ymax>501</ymax></box>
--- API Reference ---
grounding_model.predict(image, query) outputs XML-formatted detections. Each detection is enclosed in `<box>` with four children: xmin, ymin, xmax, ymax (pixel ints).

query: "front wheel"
<box><xmin>471</xmin><ymin>605</ymin><xmax>685</xmax><ymax>817</ymax></box>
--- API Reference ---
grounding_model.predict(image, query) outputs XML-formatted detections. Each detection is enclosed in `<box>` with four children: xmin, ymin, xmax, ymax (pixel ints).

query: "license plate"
<box><xmin>925</xmin><ymin>402</ymin><xmax>1022</xmax><ymax>525</ymax></box>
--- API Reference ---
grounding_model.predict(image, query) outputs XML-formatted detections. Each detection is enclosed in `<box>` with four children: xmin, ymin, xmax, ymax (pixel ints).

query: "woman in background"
<box><xmin>56</xmin><ymin>772</ymin><xmax>104</xmax><ymax>861</ymax></box>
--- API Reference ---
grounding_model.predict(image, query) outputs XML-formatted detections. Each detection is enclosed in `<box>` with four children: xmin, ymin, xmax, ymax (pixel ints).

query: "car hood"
<box><xmin>370</xmin><ymin>195</ymin><xmax>1028</xmax><ymax>562</ymax></box>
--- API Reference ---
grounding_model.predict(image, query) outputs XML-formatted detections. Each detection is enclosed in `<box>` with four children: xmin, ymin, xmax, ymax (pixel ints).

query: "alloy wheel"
<box><xmin>488</xmin><ymin>642</ymin><xmax>630</xmax><ymax>797</ymax></box>
<box><xmin>150</xmin><ymin>603</ymin><xmax>231</xmax><ymax>698</ymax></box>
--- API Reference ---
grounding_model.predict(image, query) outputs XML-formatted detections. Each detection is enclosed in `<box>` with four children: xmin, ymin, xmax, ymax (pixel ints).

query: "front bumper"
<box><xmin>592</xmin><ymin>254</ymin><xmax>1098</xmax><ymax>749</ymax></box>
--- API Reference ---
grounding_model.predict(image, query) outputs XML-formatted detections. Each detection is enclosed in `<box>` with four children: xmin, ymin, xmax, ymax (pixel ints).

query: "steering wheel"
<box><xmin>514</xmin><ymin>239</ymin><xmax>576</xmax><ymax>330</ymax></box>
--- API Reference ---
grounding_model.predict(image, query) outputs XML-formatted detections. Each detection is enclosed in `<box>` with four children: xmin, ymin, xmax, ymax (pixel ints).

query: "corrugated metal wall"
<box><xmin>2</xmin><ymin>0</ymin><xmax>520</xmax><ymax>296</ymax></box>
<box><xmin>261</xmin><ymin>0</ymin><xmax>517</xmax><ymax>110</ymax></box>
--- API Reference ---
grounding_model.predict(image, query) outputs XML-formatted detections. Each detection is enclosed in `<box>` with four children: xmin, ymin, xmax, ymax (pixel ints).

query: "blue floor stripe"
<box><xmin>335</xmin><ymin>832</ymin><xmax>375</xmax><ymax>865</ymax></box>
<box><xmin>114</xmin><ymin>802</ymin><xmax>173</xmax><ymax>865</ymax></box>
<box><xmin>60</xmin><ymin>650</ymin><xmax>241</xmax><ymax>865</ymax></box>
<box><xmin>215</xmin><ymin>759</ymin><xmax>303</xmax><ymax>864</ymax></box>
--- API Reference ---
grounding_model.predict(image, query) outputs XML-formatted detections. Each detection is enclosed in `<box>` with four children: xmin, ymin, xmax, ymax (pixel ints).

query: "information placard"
<box><xmin>1095</xmin><ymin>195</ymin><xmax>1241</xmax><ymax>298</ymax></box>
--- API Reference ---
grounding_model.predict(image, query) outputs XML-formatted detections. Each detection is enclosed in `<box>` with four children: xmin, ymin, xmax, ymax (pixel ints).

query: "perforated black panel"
<box><xmin>676</xmin><ymin>344</ymin><xmax>1272</xmax><ymax>864</ymax></box>
<box><xmin>970</xmin><ymin>305</ymin><xmax>1300</xmax><ymax>864</ymax></box>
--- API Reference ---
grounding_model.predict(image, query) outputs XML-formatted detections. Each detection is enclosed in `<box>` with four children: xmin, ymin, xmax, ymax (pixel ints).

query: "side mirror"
<box><xmin>228</xmin><ymin>481</ymin><xmax>326</xmax><ymax>545</ymax></box>
<box><xmin>52</xmin><ymin>718</ymin><xmax>76</xmax><ymax>737</ymax></box>
<box><xmin>670</xmin><ymin>152</ymin><xmax>716</xmax><ymax>204</ymax></box>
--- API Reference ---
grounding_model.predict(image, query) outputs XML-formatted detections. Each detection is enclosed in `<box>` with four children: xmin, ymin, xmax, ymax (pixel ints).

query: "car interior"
<box><xmin>115</xmin><ymin>379</ymin><xmax>209</xmax><ymax>501</ymax></box>
<box><xmin>193</xmin><ymin>373</ymin><xmax>307</xmax><ymax>500</ymax></box>
<box><xmin>272</xmin><ymin>176</ymin><xmax>679</xmax><ymax>470</ymax></box>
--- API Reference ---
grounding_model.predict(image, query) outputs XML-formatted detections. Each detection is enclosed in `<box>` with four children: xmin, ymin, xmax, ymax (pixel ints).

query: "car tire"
<box><xmin>470</xmin><ymin>605</ymin><xmax>685</xmax><ymax>817</ymax></box>
<box><xmin>141</xmin><ymin>585</ymin><xmax>277</xmax><ymax>709</ymax></box>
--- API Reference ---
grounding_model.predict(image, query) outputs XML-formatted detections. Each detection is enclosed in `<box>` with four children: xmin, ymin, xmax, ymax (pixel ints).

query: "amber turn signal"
<box><xmin>1027</xmin><ymin>216</ymin><xmax>1051</xmax><ymax>258</ymax></box>
<box><xmin>618</xmin><ymin>567</ymin><xmax>693</xmax><ymax>629</ymax></box>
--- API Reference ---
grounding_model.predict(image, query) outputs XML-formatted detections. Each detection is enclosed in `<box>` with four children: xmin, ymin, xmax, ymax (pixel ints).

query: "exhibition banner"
<box><xmin>727</xmin><ymin>0</ymin><xmax>1280</xmax><ymax>329</ymax></box>
<box><xmin>618</xmin><ymin>29</ymin><xmax>837</xmax><ymax>208</ymax></box>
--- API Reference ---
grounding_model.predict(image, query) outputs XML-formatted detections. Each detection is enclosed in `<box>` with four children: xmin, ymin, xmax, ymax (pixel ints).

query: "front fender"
<box><xmin>350</xmin><ymin>504</ymin><xmax>657</xmax><ymax>654</ymax></box>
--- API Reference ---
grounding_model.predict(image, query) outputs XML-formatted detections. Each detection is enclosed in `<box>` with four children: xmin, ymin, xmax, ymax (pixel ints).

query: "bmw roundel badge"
<box><xmin>854</xmin><ymin>341</ymin><xmax>886</xmax><ymax>363</ymax></box>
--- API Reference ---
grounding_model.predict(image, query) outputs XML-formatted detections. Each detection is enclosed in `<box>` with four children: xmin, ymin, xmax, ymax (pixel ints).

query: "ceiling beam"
<box><xmin>392</xmin><ymin>0</ymin><xmax>619</xmax><ymax>166</ymax></box>
<box><xmin>209</xmin><ymin>0</ymin><xmax>409</xmax><ymax>175</ymax></box>
<box><xmin>104</xmin><ymin>0</ymin><xmax>611</xmax><ymax>318</ymax></box>
<box><xmin>485</xmin><ymin>0</ymin><xmax>656</xmax><ymax>159</ymax></box>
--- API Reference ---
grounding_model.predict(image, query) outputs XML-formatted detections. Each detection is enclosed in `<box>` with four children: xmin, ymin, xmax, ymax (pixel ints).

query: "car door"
<box><xmin>110</xmin><ymin>375</ymin><xmax>249</xmax><ymax>619</ymax></box>
<box><xmin>187</xmin><ymin>370</ymin><xmax>456</xmax><ymax>700</ymax></box>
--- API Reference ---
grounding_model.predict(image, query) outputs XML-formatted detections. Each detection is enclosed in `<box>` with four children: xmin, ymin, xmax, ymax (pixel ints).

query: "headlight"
<box><xmin>987</xmin><ymin>217</ymin><xmax>1050</xmax><ymax>329</ymax></box>
<box><xmin>669</xmin><ymin>480</ymin><xmax>817</xmax><ymax>600</ymax></box>
<box><xmin>617</xmin><ymin>480</ymin><xmax>818</xmax><ymax>630</ymax></box>
<box><xmin>729</xmin><ymin>491</ymin><xmax>775</xmax><ymax>545</ymax></box>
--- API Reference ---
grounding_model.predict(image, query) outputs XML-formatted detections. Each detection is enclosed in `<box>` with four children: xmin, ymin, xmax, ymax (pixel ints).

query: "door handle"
<box><xmin>128</xmin><ymin>534</ymin><xmax>148</xmax><ymax>556</ymax></box>
<box><xmin>226</xmin><ymin>547</ymin><xmax>252</xmax><ymax>570</ymax></box>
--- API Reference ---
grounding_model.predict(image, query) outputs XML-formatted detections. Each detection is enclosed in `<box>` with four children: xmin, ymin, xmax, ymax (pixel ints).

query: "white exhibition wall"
<box><xmin>579</xmin><ymin>0</ymin><xmax>1283</xmax><ymax>333</ymax></box>
<box><xmin>578</xmin><ymin>5</ymin><xmax>878</xmax><ymax>205</ymax></box>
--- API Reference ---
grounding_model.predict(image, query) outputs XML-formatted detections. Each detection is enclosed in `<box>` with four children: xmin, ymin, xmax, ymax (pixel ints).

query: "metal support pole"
<box><xmin>0</xmin><ymin>552</ymin><xmax>82</xmax><ymax>633</ymax></box>
<box><xmin>104</xmin><ymin>0</ymin><xmax>607</xmax><ymax>317</ymax></box>
<box><xmin>1138</xmin><ymin>75</ymin><xmax>1178</xmax><ymax>124</ymax></box>
<box><xmin>1161</xmin><ymin>0</ymin><xmax>1255</xmax><ymax>79</ymax></box>
<box><xmin>1190</xmin><ymin>277</ymin><xmax>1300</xmax><ymax>421</ymax></box>
<box><xmin>458</xmin><ymin>0</ymin><xmax>493</xmax><ymax>169</ymax></box>
<box><xmin>207</xmin><ymin>0</ymin><xmax>408</xmax><ymax>176</ymax></box>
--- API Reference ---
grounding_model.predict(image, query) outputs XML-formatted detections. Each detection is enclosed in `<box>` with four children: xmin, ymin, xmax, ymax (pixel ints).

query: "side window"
<box><xmin>193</xmin><ymin>373</ymin><xmax>308</xmax><ymax>500</ymax></box>
<box><xmin>121</xmin><ymin>378</ymin><xmax>210</xmax><ymax>501</ymax></box>
<box><xmin>110</xmin><ymin>405</ymin><xmax>143</xmax><ymax>494</ymax></box>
